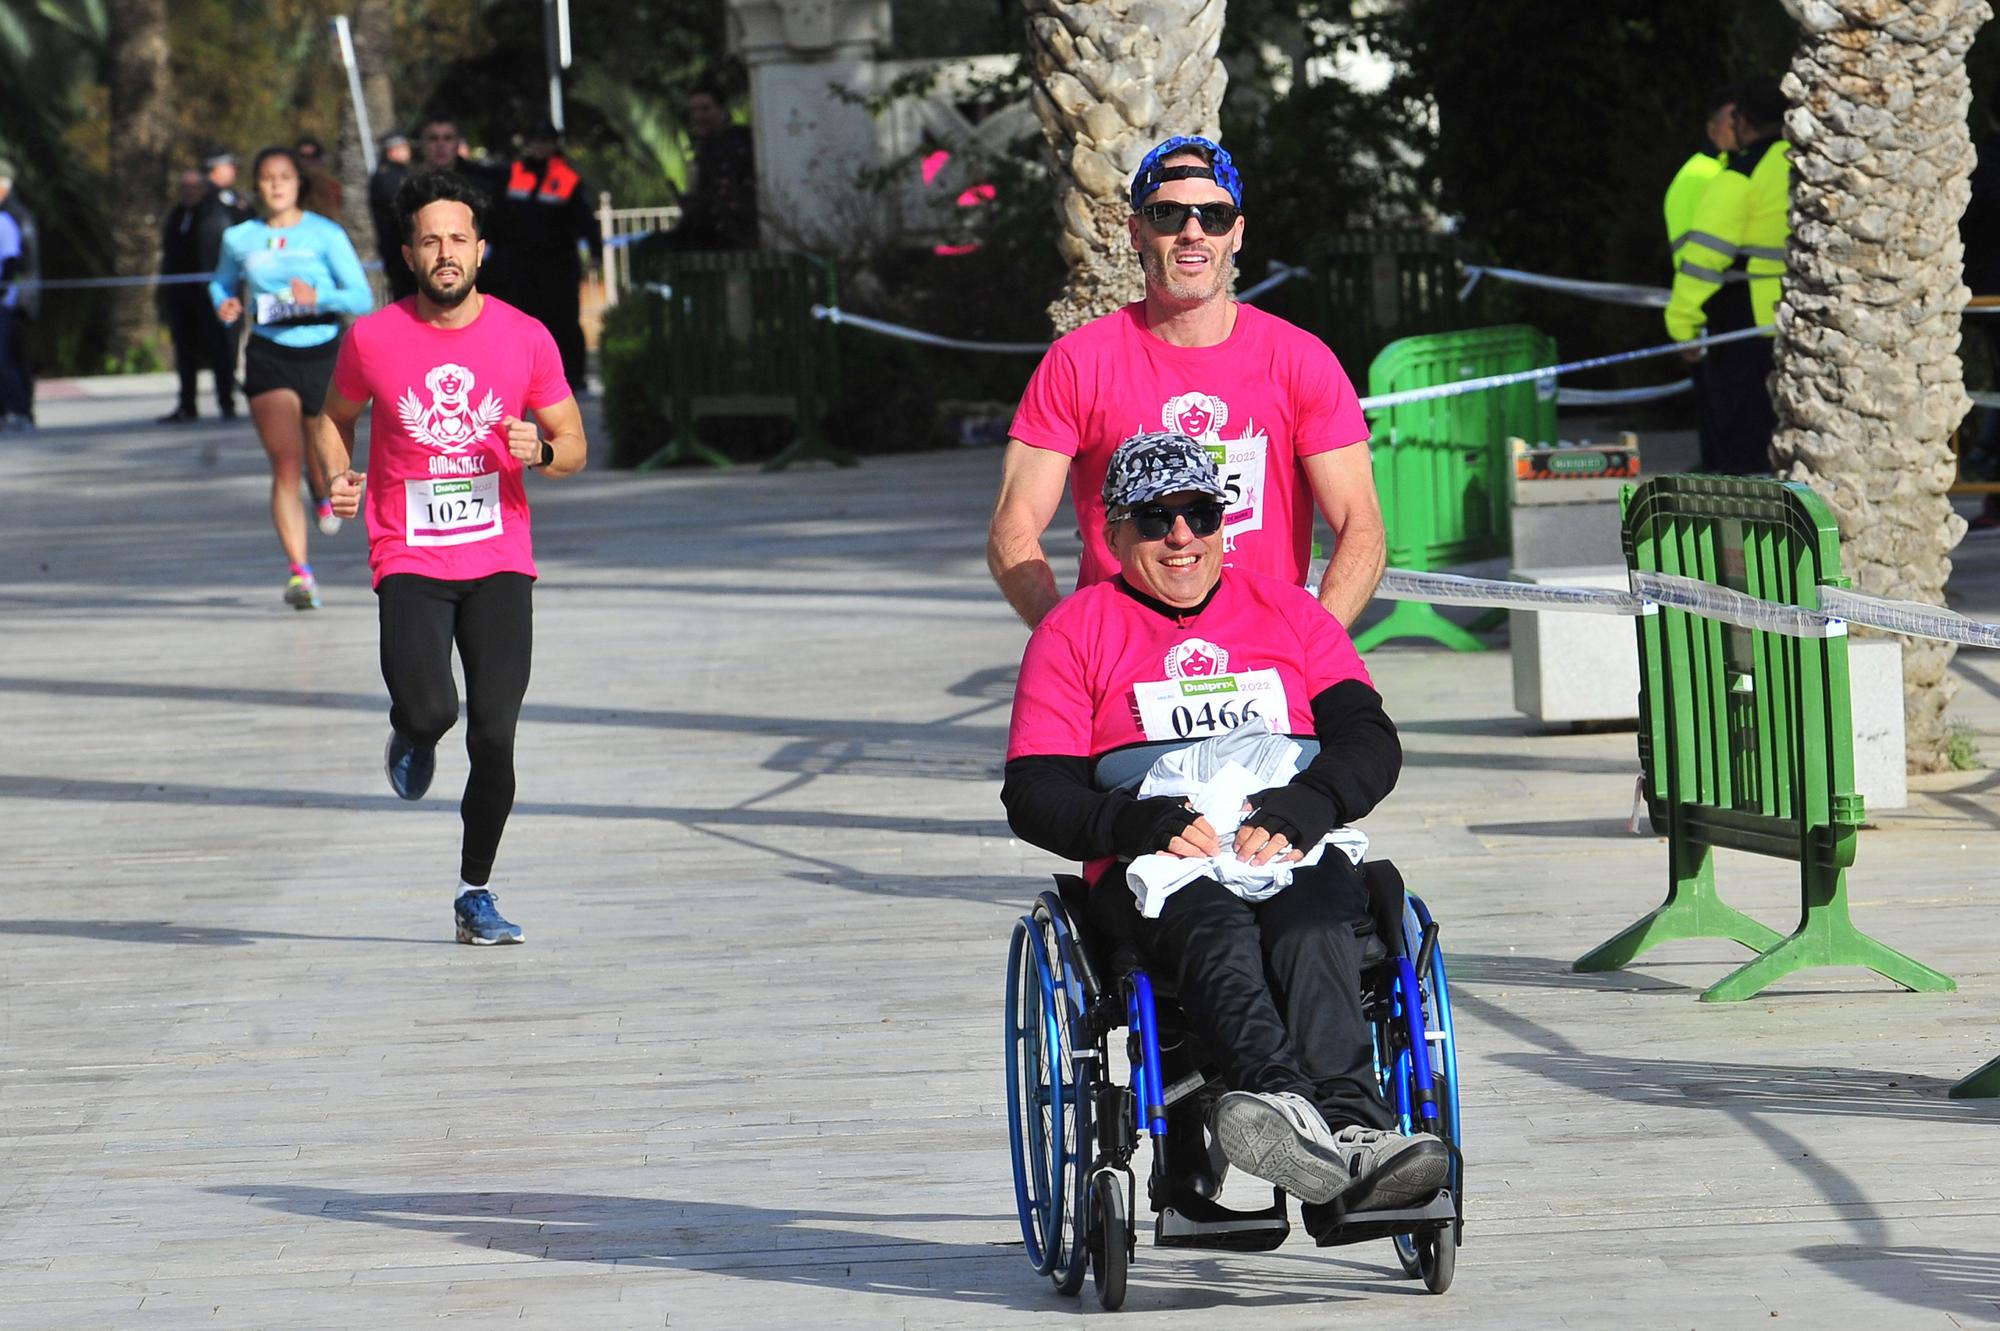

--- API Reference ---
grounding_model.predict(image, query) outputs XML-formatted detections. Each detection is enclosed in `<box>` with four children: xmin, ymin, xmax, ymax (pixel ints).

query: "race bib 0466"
<box><xmin>405</xmin><ymin>473</ymin><xmax>503</xmax><ymax>547</ymax></box>
<box><xmin>1132</xmin><ymin>669</ymin><xmax>1289</xmax><ymax>742</ymax></box>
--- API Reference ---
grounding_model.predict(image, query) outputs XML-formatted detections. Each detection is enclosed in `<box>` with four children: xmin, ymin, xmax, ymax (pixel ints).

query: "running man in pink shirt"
<box><xmin>310</xmin><ymin>168</ymin><xmax>589</xmax><ymax>945</ymax></box>
<box><xmin>988</xmin><ymin>135</ymin><xmax>1385</xmax><ymax>630</ymax></box>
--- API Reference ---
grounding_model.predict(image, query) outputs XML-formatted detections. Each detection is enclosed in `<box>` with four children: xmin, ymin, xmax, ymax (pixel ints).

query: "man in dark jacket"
<box><xmin>498</xmin><ymin>120</ymin><xmax>600</xmax><ymax>389</ymax></box>
<box><xmin>369</xmin><ymin>132</ymin><xmax>415</xmax><ymax>299</ymax></box>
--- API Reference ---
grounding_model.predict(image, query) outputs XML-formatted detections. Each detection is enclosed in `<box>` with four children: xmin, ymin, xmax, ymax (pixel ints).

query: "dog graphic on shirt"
<box><xmin>398</xmin><ymin>362</ymin><xmax>505</xmax><ymax>455</ymax></box>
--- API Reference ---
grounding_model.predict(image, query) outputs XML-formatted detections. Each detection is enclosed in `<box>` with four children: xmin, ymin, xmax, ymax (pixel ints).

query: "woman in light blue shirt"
<box><xmin>211</xmin><ymin>146</ymin><xmax>372</xmax><ymax>609</ymax></box>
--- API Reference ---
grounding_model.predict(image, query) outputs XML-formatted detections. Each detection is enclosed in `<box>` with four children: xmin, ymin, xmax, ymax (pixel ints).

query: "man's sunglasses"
<box><xmin>1117</xmin><ymin>498</ymin><xmax>1226</xmax><ymax>540</ymax></box>
<box><xmin>1140</xmin><ymin>201</ymin><xmax>1242</xmax><ymax>236</ymax></box>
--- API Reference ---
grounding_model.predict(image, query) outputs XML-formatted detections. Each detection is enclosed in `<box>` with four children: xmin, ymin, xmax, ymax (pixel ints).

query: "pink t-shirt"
<box><xmin>1007</xmin><ymin>570</ymin><xmax>1374</xmax><ymax>763</ymax></box>
<box><xmin>331</xmin><ymin>296</ymin><xmax>570</xmax><ymax>586</ymax></box>
<box><xmin>1009</xmin><ymin>302</ymin><xmax>1369</xmax><ymax>588</ymax></box>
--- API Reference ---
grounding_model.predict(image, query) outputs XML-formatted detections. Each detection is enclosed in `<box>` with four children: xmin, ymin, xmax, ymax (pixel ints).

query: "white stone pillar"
<box><xmin>727</xmin><ymin>0</ymin><xmax>892</xmax><ymax>251</ymax></box>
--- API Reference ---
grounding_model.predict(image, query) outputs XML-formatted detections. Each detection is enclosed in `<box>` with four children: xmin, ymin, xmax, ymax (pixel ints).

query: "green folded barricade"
<box><xmin>1352</xmin><ymin>325</ymin><xmax>1558</xmax><ymax>653</ymax></box>
<box><xmin>1574</xmin><ymin>474</ymin><xmax>1954</xmax><ymax>1003</ymax></box>
<box><xmin>632</xmin><ymin>250</ymin><xmax>854</xmax><ymax>472</ymax></box>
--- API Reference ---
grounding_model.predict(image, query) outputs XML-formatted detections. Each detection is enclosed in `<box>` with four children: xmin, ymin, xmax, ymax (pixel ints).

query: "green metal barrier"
<box><xmin>1574</xmin><ymin>474</ymin><xmax>1954</xmax><ymax>1003</ymax></box>
<box><xmin>631</xmin><ymin>250</ymin><xmax>854</xmax><ymax>472</ymax></box>
<box><xmin>1351</xmin><ymin>325</ymin><xmax>1558</xmax><ymax>653</ymax></box>
<box><xmin>1305</xmin><ymin>232</ymin><xmax>1467</xmax><ymax>377</ymax></box>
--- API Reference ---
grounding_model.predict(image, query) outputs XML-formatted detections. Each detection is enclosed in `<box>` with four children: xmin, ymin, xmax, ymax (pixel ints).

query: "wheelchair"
<box><xmin>1003</xmin><ymin>859</ymin><xmax>1463</xmax><ymax>1310</ymax></box>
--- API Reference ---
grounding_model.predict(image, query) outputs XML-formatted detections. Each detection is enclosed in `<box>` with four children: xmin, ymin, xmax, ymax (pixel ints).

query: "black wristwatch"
<box><xmin>533</xmin><ymin>440</ymin><xmax>555</xmax><ymax>469</ymax></box>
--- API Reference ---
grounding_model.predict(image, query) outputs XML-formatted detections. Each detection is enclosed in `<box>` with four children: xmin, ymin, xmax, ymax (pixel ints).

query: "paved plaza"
<box><xmin>6</xmin><ymin>377</ymin><xmax>2000</xmax><ymax>1329</ymax></box>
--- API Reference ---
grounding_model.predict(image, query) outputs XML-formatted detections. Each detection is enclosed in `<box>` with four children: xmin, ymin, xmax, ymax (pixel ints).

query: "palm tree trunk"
<box><xmin>1023</xmin><ymin>0</ymin><xmax>1229</xmax><ymax>334</ymax></box>
<box><xmin>1771</xmin><ymin>0</ymin><xmax>1989</xmax><ymax>772</ymax></box>
<box><xmin>102</xmin><ymin>0</ymin><xmax>172</xmax><ymax>362</ymax></box>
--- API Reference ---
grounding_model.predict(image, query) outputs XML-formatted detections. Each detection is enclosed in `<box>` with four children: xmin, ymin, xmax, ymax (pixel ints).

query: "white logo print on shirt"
<box><xmin>398</xmin><ymin>362</ymin><xmax>506</xmax><ymax>454</ymax></box>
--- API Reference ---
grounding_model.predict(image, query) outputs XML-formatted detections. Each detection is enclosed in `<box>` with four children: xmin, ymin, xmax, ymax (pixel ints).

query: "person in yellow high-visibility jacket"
<box><xmin>1663</xmin><ymin>85</ymin><xmax>1737</xmax><ymax>271</ymax></box>
<box><xmin>1666</xmin><ymin>77</ymin><xmax>1790</xmax><ymax>475</ymax></box>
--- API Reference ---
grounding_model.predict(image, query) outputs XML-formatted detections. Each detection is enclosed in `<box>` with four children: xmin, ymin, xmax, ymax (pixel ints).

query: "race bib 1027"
<box><xmin>404</xmin><ymin>473</ymin><xmax>502</xmax><ymax>547</ymax></box>
<box><xmin>1132</xmin><ymin>669</ymin><xmax>1289</xmax><ymax>742</ymax></box>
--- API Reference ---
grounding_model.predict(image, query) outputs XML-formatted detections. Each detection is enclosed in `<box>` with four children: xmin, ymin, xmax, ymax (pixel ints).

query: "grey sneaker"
<box><xmin>1212</xmin><ymin>1090</ymin><xmax>1352</xmax><ymax>1204</ymax></box>
<box><xmin>1328</xmin><ymin>1124</ymin><xmax>1450</xmax><ymax>1212</ymax></box>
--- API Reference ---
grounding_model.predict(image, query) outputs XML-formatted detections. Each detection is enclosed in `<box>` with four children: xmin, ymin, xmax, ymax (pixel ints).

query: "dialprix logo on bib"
<box><xmin>398</xmin><ymin>362</ymin><xmax>505</xmax><ymax>454</ymax></box>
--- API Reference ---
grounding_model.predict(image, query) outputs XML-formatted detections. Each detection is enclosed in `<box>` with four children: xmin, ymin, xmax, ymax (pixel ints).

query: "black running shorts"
<box><xmin>243</xmin><ymin>335</ymin><xmax>341</xmax><ymax>416</ymax></box>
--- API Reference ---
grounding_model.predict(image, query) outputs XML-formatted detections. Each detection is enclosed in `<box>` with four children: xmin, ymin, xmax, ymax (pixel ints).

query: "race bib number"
<box><xmin>255</xmin><ymin>292</ymin><xmax>314</xmax><ymax>324</ymax></box>
<box><xmin>1132</xmin><ymin>669</ymin><xmax>1289</xmax><ymax>742</ymax></box>
<box><xmin>1206</xmin><ymin>437</ymin><xmax>1268</xmax><ymax>540</ymax></box>
<box><xmin>405</xmin><ymin>473</ymin><xmax>503</xmax><ymax>547</ymax></box>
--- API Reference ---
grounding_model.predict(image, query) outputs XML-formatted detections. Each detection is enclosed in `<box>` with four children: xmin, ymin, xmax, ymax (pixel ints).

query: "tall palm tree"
<box><xmin>1769</xmin><ymin>0</ymin><xmax>1988</xmax><ymax>771</ymax></box>
<box><xmin>103</xmin><ymin>0</ymin><xmax>173</xmax><ymax>360</ymax></box>
<box><xmin>1022</xmin><ymin>0</ymin><xmax>1229</xmax><ymax>333</ymax></box>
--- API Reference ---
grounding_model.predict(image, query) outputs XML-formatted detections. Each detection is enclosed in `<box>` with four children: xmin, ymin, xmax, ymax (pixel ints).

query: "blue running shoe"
<box><xmin>454</xmin><ymin>889</ymin><xmax>523</xmax><ymax>945</ymax></box>
<box><xmin>384</xmin><ymin>732</ymin><xmax>435</xmax><ymax>801</ymax></box>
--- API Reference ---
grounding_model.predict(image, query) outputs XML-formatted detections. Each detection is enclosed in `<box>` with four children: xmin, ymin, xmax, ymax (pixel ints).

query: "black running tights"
<box><xmin>377</xmin><ymin>572</ymin><xmax>533</xmax><ymax>885</ymax></box>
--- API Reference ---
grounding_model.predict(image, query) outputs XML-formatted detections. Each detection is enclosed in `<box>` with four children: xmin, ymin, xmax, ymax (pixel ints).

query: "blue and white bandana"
<box><xmin>1102</xmin><ymin>430</ymin><xmax>1228</xmax><ymax>512</ymax></box>
<box><xmin>1129</xmin><ymin>136</ymin><xmax>1243</xmax><ymax>213</ymax></box>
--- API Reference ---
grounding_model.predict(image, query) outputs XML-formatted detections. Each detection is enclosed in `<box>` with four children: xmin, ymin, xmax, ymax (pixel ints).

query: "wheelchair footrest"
<box><xmin>1309</xmin><ymin>1190</ymin><xmax>1458</xmax><ymax>1249</ymax></box>
<box><xmin>1154</xmin><ymin>1188</ymin><xmax>1291</xmax><ymax>1252</ymax></box>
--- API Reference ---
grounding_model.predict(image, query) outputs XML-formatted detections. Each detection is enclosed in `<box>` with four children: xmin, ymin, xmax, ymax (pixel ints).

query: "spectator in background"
<box><xmin>203</xmin><ymin>148</ymin><xmax>253</xmax><ymax>223</ymax></box>
<box><xmin>500</xmin><ymin>119</ymin><xmax>601</xmax><ymax>389</ymax></box>
<box><xmin>0</xmin><ymin>160</ymin><xmax>29</xmax><ymax>431</ymax></box>
<box><xmin>295</xmin><ymin>136</ymin><xmax>346</xmax><ymax>220</ymax></box>
<box><xmin>0</xmin><ymin>159</ymin><xmax>37</xmax><ymax>429</ymax></box>
<box><xmin>159</xmin><ymin>169</ymin><xmax>234</xmax><ymax>422</ymax></box>
<box><xmin>370</xmin><ymin>131</ymin><xmax>416</xmax><ymax>299</ymax></box>
<box><xmin>670</xmin><ymin>83</ymin><xmax>757</xmax><ymax>250</ymax></box>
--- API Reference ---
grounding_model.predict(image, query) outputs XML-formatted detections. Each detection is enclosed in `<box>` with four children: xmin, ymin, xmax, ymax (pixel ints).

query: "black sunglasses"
<box><xmin>1140</xmin><ymin>201</ymin><xmax>1242</xmax><ymax>236</ymax></box>
<box><xmin>1118</xmin><ymin>498</ymin><xmax>1226</xmax><ymax>540</ymax></box>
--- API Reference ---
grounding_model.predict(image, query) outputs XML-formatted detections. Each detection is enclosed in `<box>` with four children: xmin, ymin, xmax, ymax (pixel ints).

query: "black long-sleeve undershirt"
<box><xmin>1002</xmin><ymin>679</ymin><xmax>1401</xmax><ymax>862</ymax></box>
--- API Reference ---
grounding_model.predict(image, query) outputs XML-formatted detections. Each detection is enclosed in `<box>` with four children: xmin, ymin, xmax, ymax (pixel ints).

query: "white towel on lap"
<box><xmin>1124</xmin><ymin>718</ymin><xmax>1368</xmax><ymax>919</ymax></box>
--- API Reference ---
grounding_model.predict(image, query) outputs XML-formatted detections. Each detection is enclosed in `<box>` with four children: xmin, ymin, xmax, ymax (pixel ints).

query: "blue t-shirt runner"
<box><xmin>209</xmin><ymin>211</ymin><xmax>371</xmax><ymax>347</ymax></box>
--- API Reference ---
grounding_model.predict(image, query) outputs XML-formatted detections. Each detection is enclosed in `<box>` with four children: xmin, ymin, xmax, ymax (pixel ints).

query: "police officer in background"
<box><xmin>370</xmin><ymin>131</ymin><xmax>416</xmax><ymax>299</ymax></box>
<box><xmin>1665</xmin><ymin>76</ymin><xmax>1791</xmax><ymax>476</ymax></box>
<box><xmin>1665</xmin><ymin>86</ymin><xmax>1737</xmax><ymax>273</ymax></box>
<box><xmin>1664</xmin><ymin>84</ymin><xmax>1737</xmax><ymax>471</ymax></box>
<box><xmin>499</xmin><ymin>119</ymin><xmax>600</xmax><ymax>390</ymax></box>
<box><xmin>198</xmin><ymin>149</ymin><xmax>253</xmax><ymax>415</ymax></box>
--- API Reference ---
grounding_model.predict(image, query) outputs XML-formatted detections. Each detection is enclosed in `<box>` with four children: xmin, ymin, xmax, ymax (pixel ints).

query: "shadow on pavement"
<box><xmin>0</xmin><ymin>917</ymin><xmax>442</xmax><ymax>947</ymax></box>
<box><xmin>1794</xmin><ymin>1243</ymin><xmax>2000</xmax><ymax>1323</ymax></box>
<box><xmin>203</xmin><ymin>1186</ymin><xmax>1062</xmax><ymax>1311</ymax></box>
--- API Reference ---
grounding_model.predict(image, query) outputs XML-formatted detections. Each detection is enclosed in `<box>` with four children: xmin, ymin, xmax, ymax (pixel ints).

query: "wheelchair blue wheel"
<box><xmin>1003</xmin><ymin>907</ymin><xmax>1093</xmax><ymax>1292</ymax></box>
<box><xmin>1389</xmin><ymin>893</ymin><xmax>1461</xmax><ymax>1292</ymax></box>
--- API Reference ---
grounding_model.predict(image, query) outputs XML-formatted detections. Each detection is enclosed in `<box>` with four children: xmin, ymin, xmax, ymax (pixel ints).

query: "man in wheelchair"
<box><xmin>1002</xmin><ymin>430</ymin><xmax>1449</xmax><ymax>1240</ymax></box>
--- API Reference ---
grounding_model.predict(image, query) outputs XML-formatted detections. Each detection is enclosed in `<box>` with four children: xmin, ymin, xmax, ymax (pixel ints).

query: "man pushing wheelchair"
<box><xmin>1001</xmin><ymin>430</ymin><xmax>1449</xmax><ymax>1243</ymax></box>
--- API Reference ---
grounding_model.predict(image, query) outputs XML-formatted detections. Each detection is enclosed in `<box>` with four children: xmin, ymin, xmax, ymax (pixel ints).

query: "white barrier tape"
<box><xmin>1460</xmin><ymin>263</ymin><xmax>1753</xmax><ymax>308</ymax></box>
<box><xmin>17</xmin><ymin>257</ymin><xmax>388</xmax><ymax>293</ymax></box>
<box><xmin>811</xmin><ymin>303</ymin><xmax>1049</xmax><ymax>354</ymax></box>
<box><xmin>1821</xmin><ymin>585</ymin><xmax>2000</xmax><ymax>651</ymax></box>
<box><xmin>1556</xmin><ymin>380</ymin><xmax>1693</xmax><ymax>406</ymax></box>
<box><xmin>1376</xmin><ymin>568</ymin><xmax>1639</xmax><ymax>615</ymax></box>
<box><xmin>1970</xmin><ymin>390</ymin><xmax>2000</xmax><ymax>409</ymax></box>
<box><xmin>1374</xmin><ymin>566</ymin><xmax>2000</xmax><ymax>650</ymax></box>
<box><xmin>806</xmin><ymin>261</ymin><xmax>1309</xmax><ymax>355</ymax></box>
<box><xmin>1359</xmin><ymin>326</ymin><xmax>1767</xmax><ymax>413</ymax></box>
<box><xmin>1630</xmin><ymin>571</ymin><xmax>1845</xmax><ymax>638</ymax></box>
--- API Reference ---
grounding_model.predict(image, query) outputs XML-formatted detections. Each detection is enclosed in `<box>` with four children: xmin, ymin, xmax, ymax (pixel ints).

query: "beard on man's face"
<box><xmin>417</xmin><ymin>256</ymin><xmax>477</xmax><ymax>307</ymax></box>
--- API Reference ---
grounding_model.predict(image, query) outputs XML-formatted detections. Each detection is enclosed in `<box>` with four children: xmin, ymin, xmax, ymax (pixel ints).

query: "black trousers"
<box><xmin>1695</xmin><ymin>333</ymin><xmax>1776</xmax><ymax>475</ymax></box>
<box><xmin>163</xmin><ymin>288</ymin><xmax>237</xmax><ymax>412</ymax></box>
<box><xmin>513</xmin><ymin>264</ymin><xmax>587</xmax><ymax>391</ymax></box>
<box><xmin>377</xmin><ymin>572</ymin><xmax>533</xmax><ymax>886</ymax></box>
<box><xmin>1091</xmin><ymin>859</ymin><xmax>1393</xmax><ymax>1132</ymax></box>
